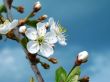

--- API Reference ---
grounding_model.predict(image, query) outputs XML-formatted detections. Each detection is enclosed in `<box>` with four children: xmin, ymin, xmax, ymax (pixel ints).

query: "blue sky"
<box><xmin>0</xmin><ymin>0</ymin><xmax>110</xmax><ymax>82</ymax></box>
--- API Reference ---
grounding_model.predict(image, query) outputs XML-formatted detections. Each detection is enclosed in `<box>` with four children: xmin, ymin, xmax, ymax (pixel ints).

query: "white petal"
<box><xmin>37</xmin><ymin>22</ymin><xmax>46</xmax><ymax>36</ymax></box>
<box><xmin>0</xmin><ymin>24</ymin><xmax>10</xmax><ymax>34</ymax></box>
<box><xmin>49</xmin><ymin>17</ymin><xmax>55</xmax><ymax>26</ymax></box>
<box><xmin>45</xmin><ymin>32</ymin><xmax>57</xmax><ymax>44</ymax></box>
<box><xmin>49</xmin><ymin>19</ymin><xmax>56</xmax><ymax>31</ymax></box>
<box><xmin>49</xmin><ymin>18</ymin><xmax>59</xmax><ymax>33</ymax></box>
<box><xmin>8</xmin><ymin>19</ymin><xmax>18</xmax><ymax>30</ymax></box>
<box><xmin>27</xmin><ymin>41</ymin><xmax>39</xmax><ymax>54</ymax></box>
<box><xmin>58</xmin><ymin>34</ymin><xmax>67</xmax><ymax>46</ymax></box>
<box><xmin>19</xmin><ymin>26</ymin><xmax>26</xmax><ymax>33</ymax></box>
<box><xmin>25</xmin><ymin>28</ymin><xmax>37</xmax><ymax>40</ymax></box>
<box><xmin>78</xmin><ymin>51</ymin><xmax>89</xmax><ymax>62</ymax></box>
<box><xmin>40</xmin><ymin>43</ymin><xmax>54</xmax><ymax>57</ymax></box>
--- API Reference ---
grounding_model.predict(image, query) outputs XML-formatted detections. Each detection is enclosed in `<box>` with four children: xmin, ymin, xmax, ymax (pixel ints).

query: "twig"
<box><xmin>3</xmin><ymin>0</ymin><xmax>44</xmax><ymax>82</ymax></box>
<box><xmin>22</xmin><ymin>47</ymin><xmax>44</xmax><ymax>82</ymax></box>
<box><xmin>3</xmin><ymin>0</ymin><xmax>13</xmax><ymax>21</ymax></box>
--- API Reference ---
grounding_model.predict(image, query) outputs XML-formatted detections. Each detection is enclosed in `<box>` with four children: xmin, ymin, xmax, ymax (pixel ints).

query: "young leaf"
<box><xmin>30</xmin><ymin>77</ymin><xmax>35</xmax><ymax>82</ymax></box>
<box><xmin>0</xmin><ymin>4</ymin><xmax>6</xmax><ymax>13</ymax></box>
<box><xmin>20</xmin><ymin>37</ymin><xmax>28</xmax><ymax>48</ymax></box>
<box><xmin>65</xmin><ymin>66</ymin><xmax>81</xmax><ymax>82</ymax></box>
<box><xmin>26</xmin><ymin>20</ymin><xmax>37</xmax><ymax>27</ymax></box>
<box><xmin>55</xmin><ymin>66</ymin><xmax>67</xmax><ymax>82</ymax></box>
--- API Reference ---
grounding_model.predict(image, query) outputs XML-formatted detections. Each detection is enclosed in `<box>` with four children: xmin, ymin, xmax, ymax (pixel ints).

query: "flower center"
<box><xmin>37</xmin><ymin>36</ymin><xmax>44</xmax><ymax>45</ymax></box>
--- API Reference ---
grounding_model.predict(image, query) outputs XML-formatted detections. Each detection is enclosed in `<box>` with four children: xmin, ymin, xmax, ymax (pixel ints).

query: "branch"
<box><xmin>31</xmin><ymin>65</ymin><xmax>44</xmax><ymax>82</ymax></box>
<box><xmin>22</xmin><ymin>47</ymin><xmax>44</xmax><ymax>82</ymax></box>
<box><xmin>3</xmin><ymin>0</ymin><xmax>44</xmax><ymax>81</ymax></box>
<box><xmin>3</xmin><ymin>0</ymin><xmax>13</xmax><ymax>21</ymax></box>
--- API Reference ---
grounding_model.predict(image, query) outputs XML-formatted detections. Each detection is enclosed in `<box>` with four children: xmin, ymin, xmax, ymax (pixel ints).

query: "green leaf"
<box><xmin>65</xmin><ymin>66</ymin><xmax>81</xmax><ymax>82</ymax></box>
<box><xmin>20</xmin><ymin>37</ymin><xmax>28</xmax><ymax>48</ymax></box>
<box><xmin>26</xmin><ymin>20</ymin><xmax>37</xmax><ymax>27</ymax></box>
<box><xmin>56</xmin><ymin>66</ymin><xmax>67</xmax><ymax>82</ymax></box>
<box><xmin>30</xmin><ymin>77</ymin><xmax>35</xmax><ymax>82</ymax></box>
<box><xmin>0</xmin><ymin>4</ymin><xmax>6</xmax><ymax>13</ymax></box>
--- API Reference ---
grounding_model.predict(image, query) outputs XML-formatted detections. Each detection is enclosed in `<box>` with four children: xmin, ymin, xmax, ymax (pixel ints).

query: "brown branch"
<box><xmin>22</xmin><ymin>47</ymin><xmax>44</xmax><ymax>82</ymax></box>
<box><xmin>3</xmin><ymin>0</ymin><xmax>13</xmax><ymax>21</ymax></box>
<box><xmin>3</xmin><ymin>0</ymin><xmax>44</xmax><ymax>82</ymax></box>
<box><xmin>31</xmin><ymin>65</ymin><xmax>44</xmax><ymax>82</ymax></box>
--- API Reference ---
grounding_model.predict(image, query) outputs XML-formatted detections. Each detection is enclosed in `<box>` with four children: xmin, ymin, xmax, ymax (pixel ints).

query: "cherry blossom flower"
<box><xmin>49</xmin><ymin>17</ymin><xmax>67</xmax><ymax>46</ymax></box>
<box><xmin>25</xmin><ymin>22</ymin><xmax>57</xmax><ymax>57</ymax></box>
<box><xmin>0</xmin><ymin>19</ymin><xmax>18</xmax><ymax>34</ymax></box>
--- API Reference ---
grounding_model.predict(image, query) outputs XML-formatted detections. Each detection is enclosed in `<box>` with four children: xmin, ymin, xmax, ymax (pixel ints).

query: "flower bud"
<box><xmin>41</xmin><ymin>63</ymin><xmax>50</xmax><ymax>69</ymax></box>
<box><xmin>79</xmin><ymin>76</ymin><xmax>89</xmax><ymax>82</ymax></box>
<box><xmin>45</xmin><ymin>22</ymin><xmax>49</xmax><ymax>29</ymax></box>
<box><xmin>48</xmin><ymin>58</ymin><xmax>57</xmax><ymax>64</ymax></box>
<box><xmin>33</xmin><ymin>1</ymin><xmax>41</xmax><ymax>12</ymax></box>
<box><xmin>18</xmin><ymin>19</ymin><xmax>26</xmax><ymax>26</ymax></box>
<box><xmin>78</xmin><ymin>51</ymin><xmax>88</xmax><ymax>63</ymax></box>
<box><xmin>17</xmin><ymin>6</ymin><xmax>24</xmax><ymax>13</ymax></box>
<box><xmin>19</xmin><ymin>26</ymin><xmax>26</xmax><ymax>33</ymax></box>
<box><xmin>40</xmin><ymin>15</ymin><xmax>48</xmax><ymax>20</ymax></box>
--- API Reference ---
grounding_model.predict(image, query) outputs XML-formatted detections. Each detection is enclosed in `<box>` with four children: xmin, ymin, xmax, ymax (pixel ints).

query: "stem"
<box><xmin>31</xmin><ymin>65</ymin><xmax>44</xmax><ymax>82</ymax></box>
<box><xmin>3</xmin><ymin>0</ymin><xmax>13</xmax><ymax>21</ymax></box>
<box><xmin>3</xmin><ymin>0</ymin><xmax>44</xmax><ymax>81</ymax></box>
<box><xmin>24</xmin><ymin>10</ymin><xmax>34</xmax><ymax>21</ymax></box>
<box><xmin>22</xmin><ymin>47</ymin><xmax>44</xmax><ymax>82</ymax></box>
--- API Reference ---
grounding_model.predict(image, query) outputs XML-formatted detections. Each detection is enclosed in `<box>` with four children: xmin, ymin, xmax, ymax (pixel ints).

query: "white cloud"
<box><xmin>0</xmin><ymin>47</ymin><xmax>29</xmax><ymax>82</ymax></box>
<box><xmin>88</xmin><ymin>51</ymin><xmax>110</xmax><ymax>82</ymax></box>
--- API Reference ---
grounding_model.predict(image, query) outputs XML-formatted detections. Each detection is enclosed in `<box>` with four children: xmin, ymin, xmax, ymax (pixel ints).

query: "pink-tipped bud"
<box><xmin>78</xmin><ymin>51</ymin><xmax>89</xmax><ymax>62</ymax></box>
<box><xmin>48</xmin><ymin>58</ymin><xmax>57</xmax><ymax>64</ymax></box>
<box><xmin>33</xmin><ymin>1</ymin><xmax>41</xmax><ymax>12</ymax></box>
<box><xmin>79</xmin><ymin>76</ymin><xmax>89</xmax><ymax>82</ymax></box>
<box><xmin>41</xmin><ymin>63</ymin><xmax>50</xmax><ymax>69</ymax></box>
<box><xmin>17</xmin><ymin>6</ymin><xmax>24</xmax><ymax>13</ymax></box>
<box><xmin>19</xmin><ymin>26</ymin><xmax>26</xmax><ymax>33</ymax></box>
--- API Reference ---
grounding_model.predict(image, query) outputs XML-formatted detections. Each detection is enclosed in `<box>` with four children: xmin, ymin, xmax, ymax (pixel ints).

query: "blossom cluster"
<box><xmin>0</xmin><ymin>18</ymin><xmax>67</xmax><ymax>57</ymax></box>
<box><xmin>24</xmin><ymin>18</ymin><xmax>67</xmax><ymax>57</ymax></box>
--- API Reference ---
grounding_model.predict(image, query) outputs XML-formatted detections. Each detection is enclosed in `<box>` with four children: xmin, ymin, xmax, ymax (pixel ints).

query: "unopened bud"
<box><xmin>45</xmin><ymin>22</ymin><xmax>49</xmax><ymax>29</ymax></box>
<box><xmin>78</xmin><ymin>51</ymin><xmax>88</xmax><ymax>63</ymax></box>
<box><xmin>19</xmin><ymin>26</ymin><xmax>27</xmax><ymax>33</ymax></box>
<box><xmin>18</xmin><ymin>19</ymin><xmax>26</xmax><ymax>26</ymax></box>
<box><xmin>41</xmin><ymin>63</ymin><xmax>50</xmax><ymax>69</ymax></box>
<box><xmin>33</xmin><ymin>1</ymin><xmax>41</xmax><ymax>12</ymax></box>
<box><xmin>41</xmin><ymin>15</ymin><xmax>48</xmax><ymax>20</ymax></box>
<box><xmin>17</xmin><ymin>6</ymin><xmax>24</xmax><ymax>13</ymax></box>
<box><xmin>48</xmin><ymin>58</ymin><xmax>57</xmax><ymax>64</ymax></box>
<box><xmin>79</xmin><ymin>76</ymin><xmax>89</xmax><ymax>82</ymax></box>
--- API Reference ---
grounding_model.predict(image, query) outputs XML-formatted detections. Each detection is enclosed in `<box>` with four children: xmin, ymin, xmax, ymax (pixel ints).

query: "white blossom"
<box><xmin>78</xmin><ymin>51</ymin><xmax>89</xmax><ymax>62</ymax></box>
<box><xmin>49</xmin><ymin>17</ymin><xmax>67</xmax><ymax>46</ymax></box>
<box><xmin>19</xmin><ymin>26</ymin><xmax>27</xmax><ymax>33</ymax></box>
<box><xmin>25</xmin><ymin>22</ymin><xmax>57</xmax><ymax>57</ymax></box>
<box><xmin>0</xmin><ymin>19</ymin><xmax>18</xmax><ymax>34</ymax></box>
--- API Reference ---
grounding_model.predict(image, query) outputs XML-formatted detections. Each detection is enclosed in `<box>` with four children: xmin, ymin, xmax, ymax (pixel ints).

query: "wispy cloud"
<box><xmin>0</xmin><ymin>47</ymin><xmax>33</xmax><ymax>82</ymax></box>
<box><xmin>87</xmin><ymin>51</ymin><xmax>110</xmax><ymax>82</ymax></box>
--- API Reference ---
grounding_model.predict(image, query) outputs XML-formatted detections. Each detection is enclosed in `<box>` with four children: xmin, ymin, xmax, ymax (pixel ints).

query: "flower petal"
<box><xmin>49</xmin><ymin>17</ymin><xmax>54</xmax><ymax>26</ymax></box>
<box><xmin>25</xmin><ymin>28</ymin><xmax>37</xmax><ymax>40</ymax></box>
<box><xmin>27</xmin><ymin>41</ymin><xmax>39</xmax><ymax>54</ymax></box>
<box><xmin>57</xmin><ymin>34</ymin><xmax>67</xmax><ymax>46</ymax></box>
<box><xmin>37</xmin><ymin>22</ymin><xmax>46</xmax><ymax>36</ymax></box>
<box><xmin>8</xmin><ymin>19</ymin><xmax>18</xmax><ymax>30</ymax></box>
<box><xmin>40</xmin><ymin>43</ymin><xmax>54</xmax><ymax>57</ymax></box>
<box><xmin>0</xmin><ymin>21</ymin><xmax>11</xmax><ymax>34</ymax></box>
<box><xmin>45</xmin><ymin>32</ymin><xmax>57</xmax><ymax>44</ymax></box>
<box><xmin>49</xmin><ymin>18</ymin><xmax>60</xmax><ymax>34</ymax></box>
